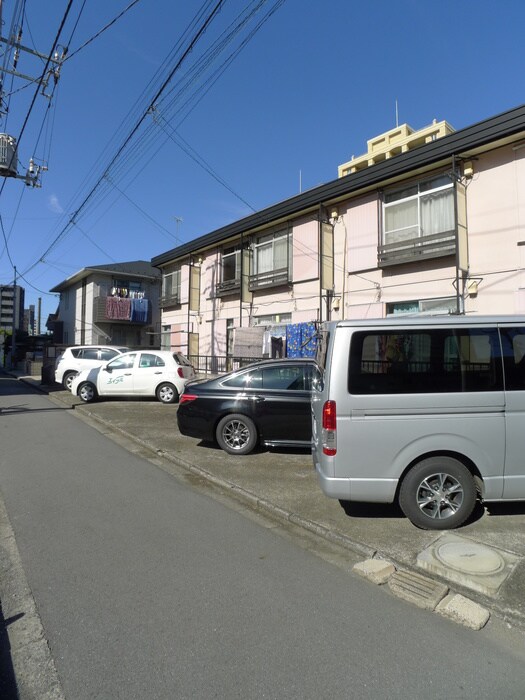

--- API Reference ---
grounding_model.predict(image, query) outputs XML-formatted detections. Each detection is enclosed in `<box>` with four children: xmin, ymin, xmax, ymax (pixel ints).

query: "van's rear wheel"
<box><xmin>399</xmin><ymin>456</ymin><xmax>477</xmax><ymax>530</ymax></box>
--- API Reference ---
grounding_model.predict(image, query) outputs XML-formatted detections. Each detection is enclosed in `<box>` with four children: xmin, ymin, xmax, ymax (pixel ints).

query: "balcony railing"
<box><xmin>378</xmin><ymin>230</ymin><xmax>456</xmax><ymax>267</ymax></box>
<box><xmin>248</xmin><ymin>267</ymin><xmax>290</xmax><ymax>291</ymax></box>
<box><xmin>215</xmin><ymin>278</ymin><xmax>241</xmax><ymax>297</ymax></box>
<box><xmin>160</xmin><ymin>291</ymin><xmax>180</xmax><ymax>308</ymax></box>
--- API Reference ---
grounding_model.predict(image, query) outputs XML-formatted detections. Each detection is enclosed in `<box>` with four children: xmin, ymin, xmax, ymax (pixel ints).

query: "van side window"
<box><xmin>315</xmin><ymin>330</ymin><xmax>330</xmax><ymax>372</ymax></box>
<box><xmin>500</xmin><ymin>327</ymin><xmax>525</xmax><ymax>390</ymax></box>
<box><xmin>349</xmin><ymin>328</ymin><xmax>503</xmax><ymax>394</ymax></box>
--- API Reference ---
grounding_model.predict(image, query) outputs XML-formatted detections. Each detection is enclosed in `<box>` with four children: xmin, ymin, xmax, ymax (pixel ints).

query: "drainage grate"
<box><xmin>389</xmin><ymin>569</ymin><xmax>449</xmax><ymax>610</ymax></box>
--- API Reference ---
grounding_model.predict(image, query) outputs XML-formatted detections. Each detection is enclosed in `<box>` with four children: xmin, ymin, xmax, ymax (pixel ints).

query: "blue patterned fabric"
<box><xmin>286</xmin><ymin>322</ymin><xmax>317</xmax><ymax>358</ymax></box>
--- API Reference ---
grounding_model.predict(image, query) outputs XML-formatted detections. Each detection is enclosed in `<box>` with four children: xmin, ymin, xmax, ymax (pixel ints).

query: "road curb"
<box><xmin>0</xmin><ymin>492</ymin><xmax>66</xmax><ymax>700</ymax></box>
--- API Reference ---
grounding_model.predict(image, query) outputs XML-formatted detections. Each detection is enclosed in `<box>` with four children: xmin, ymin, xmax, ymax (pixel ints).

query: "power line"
<box><xmin>64</xmin><ymin>0</ymin><xmax>142</xmax><ymax>63</ymax></box>
<box><xmin>152</xmin><ymin>111</ymin><xmax>256</xmax><ymax>213</ymax></box>
<box><xmin>23</xmin><ymin>0</ymin><xmax>227</xmax><ymax>274</ymax></box>
<box><xmin>19</xmin><ymin>1</ymin><xmax>288</xmax><ymax>287</ymax></box>
<box><xmin>104</xmin><ymin>175</ymin><xmax>183</xmax><ymax>243</ymax></box>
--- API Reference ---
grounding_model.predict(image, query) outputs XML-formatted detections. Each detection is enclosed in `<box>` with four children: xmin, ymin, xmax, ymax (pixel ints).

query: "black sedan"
<box><xmin>177</xmin><ymin>358</ymin><xmax>320</xmax><ymax>455</ymax></box>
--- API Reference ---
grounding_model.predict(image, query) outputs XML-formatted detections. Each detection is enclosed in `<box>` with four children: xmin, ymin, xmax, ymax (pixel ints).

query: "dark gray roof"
<box><xmin>152</xmin><ymin>103</ymin><xmax>525</xmax><ymax>267</ymax></box>
<box><xmin>50</xmin><ymin>260</ymin><xmax>160</xmax><ymax>293</ymax></box>
<box><xmin>85</xmin><ymin>260</ymin><xmax>161</xmax><ymax>277</ymax></box>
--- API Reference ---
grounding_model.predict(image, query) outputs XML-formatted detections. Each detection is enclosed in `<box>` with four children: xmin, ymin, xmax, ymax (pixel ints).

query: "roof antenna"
<box><xmin>395</xmin><ymin>99</ymin><xmax>399</xmax><ymax>128</ymax></box>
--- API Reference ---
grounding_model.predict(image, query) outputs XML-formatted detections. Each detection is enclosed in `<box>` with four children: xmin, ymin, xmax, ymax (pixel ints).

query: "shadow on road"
<box><xmin>338</xmin><ymin>499</ymin><xmax>405</xmax><ymax>520</ymax></box>
<box><xmin>0</xmin><ymin>603</ymin><xmax>20</xmax><ymax>700</ymax></box>
<box><xmin>485</xmin><ymin>501</ymin><xmax>525</xmax><ymax>517</ymax></box>
<box><xmin>0</xmin><ymin>405</ymin><xmax>73</xmax><ymax>416</ymax></box>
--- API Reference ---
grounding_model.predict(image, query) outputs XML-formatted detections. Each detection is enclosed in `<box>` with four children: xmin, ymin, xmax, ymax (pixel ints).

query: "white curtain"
<box><xmin>256</xmin><ymin>242</ymin><xmax>273</xmax><ymax>273</ymax></box>
<box><xmin>385</xmin><ymin>187</ymin><xmax>454</xmax><ymax>244</ymax></box>
<box><xmin>421</xmin><ymin>189</ymin><xmax>454</xmax><ymax>235</ymax></box>
<box><xmin>384</xmin><ymin>199</ymin><xmax>418</xmax><ymax>243</ymax></box>
<box><xmin>256</xmin><ymin>234</ymin><xmax>288</xmax><ymax>272</ymax></box>
<box><xmin>274</xmin><ymin>235</ymin><xmax>288</xmax><ymax>269</ymax></box>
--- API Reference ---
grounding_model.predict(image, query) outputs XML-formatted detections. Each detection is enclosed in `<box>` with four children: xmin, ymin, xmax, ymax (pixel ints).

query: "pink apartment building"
<box><xmin>151</xmin><ymin>104</ymin><xmax>525</xmax><ymax>367</ymax></box>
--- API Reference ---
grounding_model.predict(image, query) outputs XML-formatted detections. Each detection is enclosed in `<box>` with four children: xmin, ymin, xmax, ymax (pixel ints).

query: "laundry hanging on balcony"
<box><xmin>232</xmin><ymin>326</ymin><xmax>266</xmax><ymax>358</ymax></box>
<box><xmin>130</xmin><ymin>298</ymin><xmax>149</xmax><ymax>323</ymax></box>
<box><xmin>106</xmin><ymin>296</ymin><xmax>132</xmax><ymax>320</ymax></box>
<box><xmin>286</xmin><ymin>322</ymin><xmax>317</xmax><ymax>358</ymax></box>
<box><xmin>262</xmin><ymin>325</ymin><xmax>287</xmax><ymax>358</ymax></box>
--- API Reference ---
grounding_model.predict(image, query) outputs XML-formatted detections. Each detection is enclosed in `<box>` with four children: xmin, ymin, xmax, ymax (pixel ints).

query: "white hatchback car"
<box><xmin>55</xmin><ymin>345</ymin><xmax>130</xmax><ymax>390</ymax></box>
<box><xmin>70</xmin><ymin>350</ymin><xmax>196</xmax><ymax>404</ymax></box>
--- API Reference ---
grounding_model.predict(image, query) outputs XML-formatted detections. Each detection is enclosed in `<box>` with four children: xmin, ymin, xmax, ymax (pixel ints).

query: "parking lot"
<box><xmin>12</xmin><ymin>375</ymin><xmax>525</xmax><ymax>628</ymax></box>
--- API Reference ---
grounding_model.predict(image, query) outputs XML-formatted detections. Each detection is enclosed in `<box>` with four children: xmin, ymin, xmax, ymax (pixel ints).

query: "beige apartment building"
<box><xmin>151</xmin><ymin>104</ymin><xmax>525</xmax><ymax>367</ymax></box>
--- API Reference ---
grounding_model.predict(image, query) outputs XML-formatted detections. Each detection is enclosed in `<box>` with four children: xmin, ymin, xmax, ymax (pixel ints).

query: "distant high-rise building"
<box><xmin>24</xmin><ymin>304</ymin><xmax>36</xmax><ymax>334</ymax></box>
<box><xmin>0</xmin><ymin>284</ymin><xmax>25</xmax><ymax>331</ymax></box>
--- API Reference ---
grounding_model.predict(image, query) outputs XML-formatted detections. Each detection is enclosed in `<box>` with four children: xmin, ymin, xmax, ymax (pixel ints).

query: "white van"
<box><xmin>311</xmin><ymin>316</ymin><xmax>525</xmax><ymax>529</ymax></box>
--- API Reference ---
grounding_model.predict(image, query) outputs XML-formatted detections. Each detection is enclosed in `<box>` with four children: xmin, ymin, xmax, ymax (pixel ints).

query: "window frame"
<box><xmin>348</xmin><ymin>327</ymin><xmax>503</xmax><ymax>395</ymax></box>
<box><xmin>382</xmin><ymin>174</ymin><xmax>455</xmax><ymax>246</ymax></box>
<box><xmin>249</xmin><ymin>228</ymin><xmax>291</xmax><ymax>290</ymax></box>
<box><xmin>161</xmin><ymin>269</ymin><xmax>181</xmax><ymax>306</ymax></box>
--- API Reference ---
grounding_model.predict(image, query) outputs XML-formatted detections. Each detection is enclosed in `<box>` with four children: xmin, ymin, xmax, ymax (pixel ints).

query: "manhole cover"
<box><xmin>417</xmin><ymin>534</ymin><xmax>520</xmax><ymax>596</ymax></box>
<box><xmin>434</xmin><ymin>541</ymin><xmax>505</xmax><ymax>576</ymax></box>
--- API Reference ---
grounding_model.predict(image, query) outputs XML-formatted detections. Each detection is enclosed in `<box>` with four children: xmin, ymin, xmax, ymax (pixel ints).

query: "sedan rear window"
<box><xmin>261</xmin><ymin>366</ymin><xmax>304</xmax><ymax>390</ymax></box>
<box><xmin>223</xmin><ymin>369</ymin><xmax>263</xmax><ymax>389</ymax></box>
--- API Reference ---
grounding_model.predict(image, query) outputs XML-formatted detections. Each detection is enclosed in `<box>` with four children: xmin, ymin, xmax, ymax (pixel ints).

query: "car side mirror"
<box><xmin>103</xmin><ymin>365</ymin><xmax>112</xmax><ymax>373</ymax></box>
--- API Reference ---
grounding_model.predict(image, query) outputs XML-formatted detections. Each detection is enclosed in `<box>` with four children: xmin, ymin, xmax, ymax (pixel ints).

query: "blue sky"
<box><xmin>1</xmin><ymin>0</ymin><xmax>525</xmax><ymax>325</ymax></box>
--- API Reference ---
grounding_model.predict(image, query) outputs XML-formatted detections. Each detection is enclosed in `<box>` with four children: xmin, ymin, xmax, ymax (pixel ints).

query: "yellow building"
<box><xmin>338</xmin><ymin>119</ymin><xmax>455</xmax><ymax>177</ymax></box>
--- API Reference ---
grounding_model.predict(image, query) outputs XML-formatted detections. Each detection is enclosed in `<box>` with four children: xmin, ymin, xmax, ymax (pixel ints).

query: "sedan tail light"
<box><xmin>322</xmin><ymin>400</ymin><xmax>337</xmax><ymax>456</ymax></box>
<box><xmin>180</xmin><ymin>393</ymin><xmax>198</xmax><ymax>405</ymax></box>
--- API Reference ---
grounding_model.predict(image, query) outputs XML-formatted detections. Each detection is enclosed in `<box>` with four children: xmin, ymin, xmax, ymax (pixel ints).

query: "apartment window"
<box><xmin>254</xmin><ymin>230</ymin><xmax>289</xmax><ymax>274</ymax></box>
<box><xmin>386</xmin><ymin>297</ymin><xmax>457</xmax><ymax>316</ymax></box>
<box><xmin>161</xmin><ymin>269</ymin><xmax>181</xmax><ymax>306</ymax></box>
<box><xmin>383</xmin><ymin>175</ymin><xmax>454</xmax><ymax>244</ymax></box>
<box><xmin>216</xmin><ymin>245</ymin><xmax>245</xmax><ymax>297</ymax></box>
<box><xmin>380</xmin><ymin>175</ymin><xmax>457</xmax><ymax>266</ymax></box>
<box><xmin>161</xmin><ymin>324</ymin><xmax>171</xmax><ymax>350</ymax></box>
<box><xmin>113</xmin><ymin>278</ymin><xmax>143</xmax><ymax>295</ymax></box>
<box><xmin>250</xmin><ymin>229</ymin><xmax>291</xmax><ymax>290</ymax></box>
<box><xmin>253</xmin><ymin>313</ymin><xmax>292</xmax><ymax>326</ymax></box>
<box><xmin>222</xmin><ymin>246</ymin><xmax>241</xmax><ymax>283</ymax></box>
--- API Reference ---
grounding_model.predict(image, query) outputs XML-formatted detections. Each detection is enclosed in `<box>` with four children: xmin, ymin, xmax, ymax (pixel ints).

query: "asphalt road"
<box><xmin>1</xmin><ymin>375</ymin><xmax>525</xmax><ymax>699</ymax></box>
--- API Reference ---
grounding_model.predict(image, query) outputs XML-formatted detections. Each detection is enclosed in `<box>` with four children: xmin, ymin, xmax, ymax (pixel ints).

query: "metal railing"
<box><xmin>248</xmin><ymin>267</ymin><xmax>290</xmax><ymax>291</ymax></box>
<box><xmin>187</xmin><ymin>355</ymin><xmax>259</xmax><ymax>376</ymax></box>
<box><xmin>215</xmin><ymin>278</ymin><xmax>241</xmax><ymax>297</ymax></box>
<box><xmin>378</xmin><ymin>230</ymin><xmax>456</xmax><ymax>267</ymax></box>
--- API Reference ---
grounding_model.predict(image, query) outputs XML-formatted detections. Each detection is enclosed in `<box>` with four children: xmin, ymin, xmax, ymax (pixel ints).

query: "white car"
<box><xmin>55</xmin><ymin>345</ymin><xmax>130</xmax><ymax>391</ymax></box>
<box><xmin>70</xmin><ymin>350</ymin><xmax>196</xmax><ymax>404</ymax></box>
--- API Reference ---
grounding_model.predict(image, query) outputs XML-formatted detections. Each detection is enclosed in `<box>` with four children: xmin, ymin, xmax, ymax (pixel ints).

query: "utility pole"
<box><xmin>0</xmin><ymin>0</ymin><xmax>63</xmax><ymax>186</ymax></box>
<box><xmin>11</xmin><ymin>266</ymin><xmax>17</xmax><ymax>368</ymax></box>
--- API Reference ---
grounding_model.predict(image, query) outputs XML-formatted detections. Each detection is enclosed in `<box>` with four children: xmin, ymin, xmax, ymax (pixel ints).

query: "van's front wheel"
<box><xmin>399</xmin><ymin>457</ymin><xmax>477</xmax><ymax>530</ymax></box>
